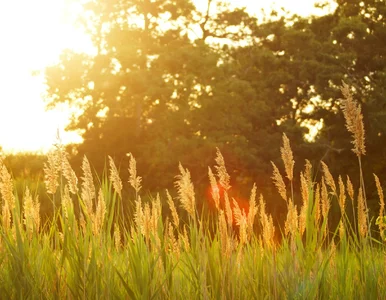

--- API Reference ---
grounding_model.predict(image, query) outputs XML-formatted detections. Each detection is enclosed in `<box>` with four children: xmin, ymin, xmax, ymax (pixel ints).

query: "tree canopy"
<box><xmin>44</xmin><ymin>0</ymin><xmax>386</xmax><ymax>215</ymax></box>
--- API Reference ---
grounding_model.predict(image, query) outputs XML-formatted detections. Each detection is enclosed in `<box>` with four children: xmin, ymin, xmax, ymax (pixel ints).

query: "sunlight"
<box><xmin>0</xmin><ymin>0</ymin><xmax>87</xmax><ymax>153</ymax></box>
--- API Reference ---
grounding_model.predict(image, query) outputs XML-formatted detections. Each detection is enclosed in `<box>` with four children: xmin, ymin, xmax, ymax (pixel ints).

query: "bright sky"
<box><xmin>0</xmin><ymin>0</ymin><xmax>335</xmax><ymax>153</ymax></box>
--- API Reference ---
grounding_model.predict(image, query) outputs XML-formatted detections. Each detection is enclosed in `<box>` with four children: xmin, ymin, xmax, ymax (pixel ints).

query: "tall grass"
<box><xmin>0</xmin><ymin>84</ymin><xmax>385</xmax><ymax>299</ymax></box>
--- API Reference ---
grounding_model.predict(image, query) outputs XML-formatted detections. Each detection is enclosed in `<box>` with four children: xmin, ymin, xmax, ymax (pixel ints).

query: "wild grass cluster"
<box><xmin>0</xmin><ymin>84</ymin><xmax>385</xmax><ymax>299</ymax></box>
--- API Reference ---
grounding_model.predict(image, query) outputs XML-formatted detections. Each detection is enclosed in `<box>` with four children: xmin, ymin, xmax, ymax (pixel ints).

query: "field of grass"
<box><xmin>0</xmin><ymin>84</ymin><xmax>385</xmax><ymax>299</ymax></box>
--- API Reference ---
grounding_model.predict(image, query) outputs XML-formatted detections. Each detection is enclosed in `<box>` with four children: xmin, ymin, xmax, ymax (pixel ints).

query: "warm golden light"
<box><xmin>0</xmin><ymin>0</ymin><xmax>87</xmax><ymax>153</ymax></box>
<box><xmin>0</xmin><ymin>0</ymin><xmax>334</xmax><ymax>153</ymax></box>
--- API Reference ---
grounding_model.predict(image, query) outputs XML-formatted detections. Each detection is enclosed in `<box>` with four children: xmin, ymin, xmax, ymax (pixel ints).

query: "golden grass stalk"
<box><xmin>299</xmin><ymin>173</ymin><xmax>309</xmax><ymax>236</ymax></box>
<box><xmin>114</xmin><ymin>223</ymin><xmax>122</xmax><ymax>251</ymax></box>
<box><xmin>134</xmin><ymin>195</ymin><xmax>143</xmax><ymax>234</ymax></box>
<box><xmin>224</xmin><ymin>191</ymin><xmax>233</xmax><ymax>227</ymax></box>
<box><xmin>259</xmin><ymin>194</ymin><xmax>275</xmax><ymax>249</ymax></box>
<box><xmin>62</xmin><ymin>155</ymin><xmax>78</xmax><ymax>194</ymax></box>
<box><xmin>340</xmin><ymin>82</ymin><xmax>366</xmax><ymax>156</ymax></box>
<box><xmin>2</xmin><ymin>198</ymin><xmax>11</xmax><ymax>230</ymax></box>
<box><xmin>284</xmin><ymin>199</ymin><xmax>298</xmax><ymax>238</ymax></box>
<box><xmin>374</xmin><ymin>174</ymin><xmax>384</xmax><ymax>220</ymax></box>
<box><xmin>321</xmin><ymin>161</ymin><xmax>337</xmax><ymax>195</ymax></box>
<box><xmin>143</xmin><ymin>203</ymin><xmax>151</xmax><ymax>241</ymax></box>
<box><xmin>271</xmin><ymin>162</ymin><xmax>287</xmax><ymax>202</ymax></box>
<box><xmin>346</xmin><ymin>175</ymin><xmax>354</xmax><ymax>200</ymax></box>
<box><xmin>0</xmin><ymin>164</ymin><xmax>15</xmax><ymax>212</ymax></box>
<box><xmin>175</xmin><ymin>163</ymin><xmax>196</xmax><ymax>220</ymax></box>
<box><xmin>128</xmin><ymin>153</ymin><xmax>142</xmax><ymax>195</ymax></box>
<box><xmin>208</xmin><ymin>166</ymin><xmax>220</xmax><ymax>210</ymax></box>
<box><xmin>179</xmin><ymin>225</ymin><xmax>190</xmax><ymax>252</ymax></box>
<box><xmin>304</xmin><ymin>159</ymin><xmax>313</xmax><ymax>186</ymax></box>
<box><xmin>239</xmin><ymin>212</ymin><xmax>248</xmax><ymax>246</ymax></box>
<box><xmin>218</xmin><ymin>210</ymin><xmax>230</xmax><ymax>257</ymax></box>
<box><xmin>151</xmin><ymin>194</ymin><xmax>162</xmax><ymax>237</ymax></box>
<box><xmin>314</xmin><ymin>183</ymin><xmax>321</xmax><ymax>225</ymax></box>
<box><xmin>108</xmin><ymin>156</ymin><xmax>122</xmax><ymax>198</ymax></box>
<box><xmin>23</xmin><ymin>187</ymin><xmax>40</xmax><ymax>238</ymax></box>
<box><xmin>321</xmin><ymin>179</ymin><xmax>330</xmax><ymax>238</ymax></box>
<box><xmin>232</xmin><ymin>198</ymin><xmax>243</xmax><ymax>227</ymax></box>
<box><xmin>93</xmin><ymin>188</ymin><xmax>106</xmax><ymax>235</ymax></box>
<box><xmin>81</xmin><ymin>155</ymin><xmax>96</xmax><ymax>217</ymax></box>
<box><xmin>166</xmin><ymin>189</ymin><xmax>179</xmax><ymax>228</ymax></box>
<box><xmin>338</xmin><ymin>175</ymin><xmax>346</xmax><ymax>214</ymax></box>
<box><xmin>214</xmin><ymin>148</ymin><xmax>231</xmax><ymax>191</ymax></box>
<box><xmin>44</xmin><ymin>150</ymin><xmax>60</xmax><ymax>195</ymax></box>
<box><xmin>62</xmin><ymin>185</ymin><xmax>72</xmax><ymax>222</ymax></box>
<box><xmin>167</xmin><ymin>222</ymin><xmax>179</xmax><ymax>257</ymax></box>
<box><xmin>281</xmin><ymin>133</ymin><xmax>294</xmax><ymax>181</ymax></box>
<box><xmin>357</xmin><ymin>187</ymin><xmax>368</xmax><ymax>238</ymax></box>
<box><xmin>247</xmin><ymin>183</ymin><xmax>257</xmax><ymax>237</ymax></box>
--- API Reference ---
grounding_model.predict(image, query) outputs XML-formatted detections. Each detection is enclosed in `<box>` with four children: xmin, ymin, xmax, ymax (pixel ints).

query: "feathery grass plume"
<box><xmin>44</xmin><ymin>150</ymin><xmax>60</xmax><ymax>195</ymax></box>
<box><xmin>166</xmin><ymin>190</ymin><xmax>179</xmax><ymax>228</ymax></box>
<box><xmin>340</xmin><ymin>82</ymin><xmax>366</xmax><ymax>156</ymax></box>
<box><xmin>62</xmin><ymin>185</ymin><xmax>73</xmax><ymax>223</ymax></box>
<box><xmin>218</xmin><ymin>210</ymin><xmax>230</xmax><ymax>257</ymax></box>
<box><xmin>374</xmin><ymin>174</ymin><xmax>384</xmax><ymax>220</ymax></box>
<box><xmin>346</xmin><ymin>175</ymin><xmax>355</xmax><ymax>201</ymax></box>
<box><xmin>259</xmin><ymin>195</ymin><xmax>275</xmax><ymax>249</ymax></box>
<box><xmin>94</xmin><ymin>189</ymin><xmax>106</xmax><ymax>235</ymax></box>
<box><xmin>175</xmin><ymin>163</ymin><xmax>196</xmax><ymax>220</ymax></box>
<box><xmin>357</xmin><ymin>187</ymin><xmax>368</xmax><ymax>239</ymax></box>
<box><xmin>299</xmin><ymin>173</ymin><xmax>309</xmax><ymax>236</ymax></box>
<box><xmin>224</xmin><ymin>191</ymin><xmax>233</xmax><ymax>227</ymax></box>
<box><xmin>321</xmin><ymin>180</ymin><xmax>330</xmax><ymax>219</ymax></box>
<box><xmin>338</xmin><ymin>176</ymin><xmax>346</xmax><ymax>214</ymax></box>
<box><xmin>284</xmin><ymin>199</ymin><xmax>298</xmax><ymax>238</ymax></box>
<box><xmin>314</xmin><ymin>184</ymin><xmax>321</xmax><ymax>225</ymax></box>
<box><xmin>247</xmin><ymin>183</ymin><xmax>257</xmax><ymax>237</ymax></box>
<box><xmin>232</xmin><ymin>199</ymin><xmax>248</xmax><ymax>244</ymax></box>
<box><xmin>281</xmin><ymin>133</ymin><xmax>294</xmax><ymax>181</ymax></box>
<box><xmin>179</xmin><ymin>225</ymin><xmax>190</xmax><ymax>252</ymax></box>
<box><xmin>271</xmin><ymin>162</ymin><xmax>287</xmax><ymax>202</ymax></box>
<box><xmin>321</xmin><ymin>161</ymin><xmax>337</xmax><ymax>195</ymax></box>
<box><xmin>208</xmin><ymin>166</ymin><xmax>220</xmax><ymax>210</ymax></box>
<box><xmin>134</xmin><ymin>195</ymin><xmax>143</xmax><ymax>234</ymax></box>
<box><xmin>167</xmin><ymin>222</ymin><xmax>179</xmax><ymax>257</ymax></box>
<box><xmin>2</xmin><ymin>198</ymin><xmax>11</xmax><ymax>230</ymax></box>
<box><xmin>62</xmin><ymin>155</ymin><xmax>78</xmax><ymax>194</ymax></box>
<box><xmin>374</xmin><ymin>174</ymin><xmax>386</xmax><ymax>240</ymax></box>
<box><xmin>304</xmin><ymin>159</ymin><xmax>313</xmax><ymax>186</ymax></box>
<box><xmin>23</xmin><ymin>187</ymin><xmax>40</xmax><ymax>238</ymax></box>
<box><xmin>232</xmin><ymin>198</ymin><xmax>243</xmax><ymax>226</ymax></box>
<box><xmin>128</xmin><ymin>153</ymin><xmax>142</xmax><ymax>195</ymax></box>
<box><xmin>108</xmin><ymin>156</ymin><xmax>122</xmax><ymax>198</ymax></box>
<box><xmin>81</xmin><ymin>155</ymin><xmax>96</xmax><ymax>217</ymax></box>
<box><xmin>143</xmin><ymin>203</ymin><xmax>152</xmax><ymax>242</ymax></box>
<box><xmin>0</xmin><ymin>164</ymin><xmax>15</xmax><ymax>211</ymax></box>
<box><xmin>321</xmin><ymin>179</ymin><xmax>330</xmax><ymax>238</ymax></box>
<box><xmin>214</xmin><ymin>148</ymin><xmax>231</xmax><ymax>191</ymax></box>
<box><xmin>114</xmin><ymin>223</ymin><xmax>122</xmax><ymax>251</ymax></box>
<box><xmin>239</xmin><ymin>212</ymin><xmax>248</xmax><ymax>246</ymax></box>
<box><xmin>151</xmin><ymin>194</ymin><xmax>162</xmax><ymax>240</ymax></box>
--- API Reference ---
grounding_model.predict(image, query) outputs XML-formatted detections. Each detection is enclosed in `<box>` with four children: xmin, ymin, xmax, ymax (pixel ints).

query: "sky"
<box><xmin>0</xmin><ymin>0</ymin><xmax>336</xmax><ymax>153</ymax></box>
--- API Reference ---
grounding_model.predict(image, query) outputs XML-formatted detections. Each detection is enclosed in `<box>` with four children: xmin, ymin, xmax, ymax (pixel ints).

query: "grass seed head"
<box><xmin>340</xmin><ymin>82</ymin><xmax>366</xmax><ymax>156</ymax></box>
<box><xmin>128</xmin><ymin>153</ymin><xmax>142</xmax><ymax>194</ymax></box>
<box><xmin>281</xmin><ymin>133</ymin><xmax>294</xmax><ymax>181</ymax></box>
<box><xmin>108</xmin><ymin>156</ymin><xmax>122</xmax><ymax>198</ymax></box>
<box><xmin>175</xmin><ymin>163</ymin><xmax>196</xmax><ymax>220</ymax></box>
<box><xmin>214</xmin><ymin>148</ymin><xmax>231</xmax><ymax>191</ymax></box>
<box><xmin>271</xmin><ymin>162</ymin><xmax>287</xmax><ymax>202</ymax></box>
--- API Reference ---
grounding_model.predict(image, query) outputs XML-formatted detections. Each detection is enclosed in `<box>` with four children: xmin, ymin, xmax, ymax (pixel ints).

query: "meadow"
<box><xmin>0</xmin><ymin>84</ymin><xmax>385</xmax><ymax>299</ymax></box>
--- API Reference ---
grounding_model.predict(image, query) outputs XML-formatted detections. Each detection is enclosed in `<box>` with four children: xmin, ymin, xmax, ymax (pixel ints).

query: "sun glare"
<box><xmin>0</xmin><ymin>0</ymin><xmax>87</xmax><ymax>153</ymax></box>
